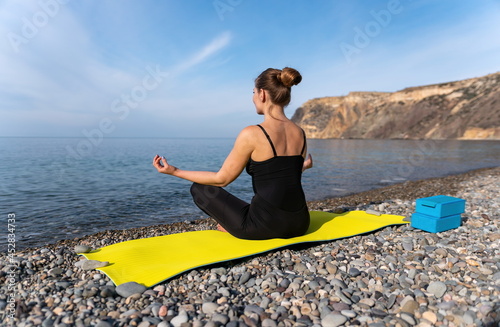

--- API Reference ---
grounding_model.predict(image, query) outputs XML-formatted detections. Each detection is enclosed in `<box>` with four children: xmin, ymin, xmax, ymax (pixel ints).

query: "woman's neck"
<box><xmin>263</xmin><ymin>105</ymin><xmax>288</xmax><ymax>122</ymax></box>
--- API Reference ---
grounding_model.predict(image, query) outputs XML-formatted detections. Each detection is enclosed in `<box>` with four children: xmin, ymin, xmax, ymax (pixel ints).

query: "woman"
<box><xmin>153</xmin><ymin>67</ymin><xmax>313</xmax><ymax>240</ymax></box>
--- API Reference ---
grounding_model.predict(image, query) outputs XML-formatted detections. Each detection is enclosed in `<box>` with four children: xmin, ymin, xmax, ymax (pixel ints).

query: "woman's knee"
<box><xmin>190</xmin><ymin>182</ymin><xmax>201</xmax><ymax>196</ymax></box>
<box><xmin>190</xmin><ymin>183</ymin><xmax>222</xmax><ymax>208</ymax></box>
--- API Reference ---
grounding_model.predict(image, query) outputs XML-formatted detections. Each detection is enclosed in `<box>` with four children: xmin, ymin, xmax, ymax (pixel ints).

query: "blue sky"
<box><xmin>1</xmin><ymin>0</ymin><xmax>499</xmax><ymax>138</ymax></box>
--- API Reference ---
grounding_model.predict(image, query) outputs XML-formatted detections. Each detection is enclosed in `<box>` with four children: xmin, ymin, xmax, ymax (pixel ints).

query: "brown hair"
<box><xmin>255</xmin><ymin>67</ymin><xmax>302</xmax><ymax>107</ymax></box>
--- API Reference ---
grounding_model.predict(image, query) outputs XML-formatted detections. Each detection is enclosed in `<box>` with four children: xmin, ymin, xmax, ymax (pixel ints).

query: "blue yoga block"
<box><xmin>411</xmin><ymin>212</ymin><xmax>462</xmax><ymax>233</ymax></box>
<box><xmin>415</xmin><ymin>195</ymin><xmax>465</xmax><ymax>218</ymax></box>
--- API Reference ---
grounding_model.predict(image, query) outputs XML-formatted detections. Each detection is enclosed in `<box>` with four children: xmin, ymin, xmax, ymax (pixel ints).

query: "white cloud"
<box><xmin>172</xmin><ymin>31</ymin><xmax>232</xmax><ymax>74</ymax></box>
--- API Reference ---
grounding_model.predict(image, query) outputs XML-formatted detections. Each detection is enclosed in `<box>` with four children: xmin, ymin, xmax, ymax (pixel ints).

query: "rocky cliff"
<box><xmin>291</xmin><ymin>72</ymin><xmax>500</xmax><ymax>139</ymax></box>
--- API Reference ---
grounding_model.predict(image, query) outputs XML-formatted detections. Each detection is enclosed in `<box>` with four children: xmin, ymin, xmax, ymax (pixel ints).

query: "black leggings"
<box><xmin>190</xmin><ymin>183</ymin><xmax>310</xmax><ymax>240</ymax></box>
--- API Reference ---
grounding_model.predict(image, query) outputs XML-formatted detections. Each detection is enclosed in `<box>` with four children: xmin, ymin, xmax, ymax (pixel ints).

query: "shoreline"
<box><xmin>13</xmin><ymin>166</ymin><xmax>499</xmax><ymax>254</ymax></box>
<box><xmin>308</xmin><ymin>166</ymin><xmax>499</xmax><ymax>211</ymax></box>
<box><xmin>1</xmin><ymin>166</ymin><xmax>498</xmax><ymax>326</ymax></box>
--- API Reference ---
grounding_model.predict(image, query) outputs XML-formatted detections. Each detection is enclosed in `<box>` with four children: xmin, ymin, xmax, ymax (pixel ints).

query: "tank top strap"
<box><xmin>256</xmin><ymin>124</ymin><xmax>277</xmax><ymax>157</ymax></box>
<box><xmin>300</xmin><ymin>128</ymin><xmax>307</xmax><ymax>155</ymax></box>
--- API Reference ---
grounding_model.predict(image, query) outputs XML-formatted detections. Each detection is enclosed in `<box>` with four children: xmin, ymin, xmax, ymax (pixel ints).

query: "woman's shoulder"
<box><xmin>234</xmin><ymin>125</ymin><xmax>262</xmax><ymax>146</ymax></box>
<box><xmin>283</xmin><ymin>121</ymin><xmax>305</xmax><ymax>137</ymax></box>
<box><xmin>290</xmin><ymin>121</ymin><xmax>305</xmax><ymax>132</ymax></box>
<box><xmin>239</xmin><ymin>125</ymin><xmax>262</xmax><ymax>137</ymax></box>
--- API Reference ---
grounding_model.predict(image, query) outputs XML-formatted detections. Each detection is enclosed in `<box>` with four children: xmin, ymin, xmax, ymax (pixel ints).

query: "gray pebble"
<box><xmin>262</xmin><ymin>318</ymin><xmax>277</xmax><ymax>327</ymax></box>
<box><xmin>150</xmin><ymin>304</ymin><xmax>161</xmax><ymax>317</ymax></box>
<box><xmin>55</xmin><ymin>281</ymin><xmax>71</xmax><ymax>288</ymax></box>
<box><xmin>308</xmin><ymin>280</ymin><xmax>320</xmax><ymax>290</ymax></box>
<box><xmin>79</xmin><ymin>260</ymin><xmax>109</xmax><ymax>271</ymax></box>
<box><xmin>42</xmin><ymin>317</ymin><xmax>55</xmax><ymax>327</ymax></box>
<box><xmin>463</xmin><ymin>310</ymin><xmax>476</xmax><ymax>325</ymax></box>
<box><xmin>202</xmin><ymin>302</ymin><xmax>219</xmax><ymax>314</ymax></box>
<box><xmin>279</xmin><ymin>278</ymin><xmax>291</xmax><ymax>288</ymax></box>
<box><xmin>95</xmin><ymin>322</ymin><xmax>112</xmax><ymax>327</ymax></box>
<box><xmin>437</xmin><ymin>301</ymin><xmax>456</xmax><ymax>310</ymax></box>
<box><xmin>244</xmin><ymin>304</ymin><xmax>264</xmax><ymax>315</ymax></box>
<box><xmin>330</xmin><ymin>278</ymin><xmax>347</xmax><ymax>289</ymax></box>
<box><xmin>400</xmin><ymin>312</ymin><xmax>416</xmax><ymax>325</ymax></box>
<box><xmin>402</xmin><ymin>241</ymin><xmax>413</xmax><ymax>251</ymax></box>
<box><xmin>387</xmin><ymin>293</ymin><xmax>397</xmax><ymax>309</ymax></box>
<box><xmin>121</xmin><ymin>309</ymin><xmax>139</xmax><ymax>317</ymax></box>
<box><xmin>332</xmin><ymin>302</ymin><xmax>350</xmax><ymax>312</ymax></box>
<box><xmin>427</xmin><ymin>281</ymin><xmax>447</xmax><ymax>298</ymax></box>
<box><xmin>211</xmin><ymin>267</ymin><xmax>227</xmax><ymax>275</ymax></box>
<box><xmin>115</xmin><ymin>281</ymin><xmax>146</xmax><ymax>297</ymax></box>
<box><xmin>170</xmin><ymin>310</ymin><xmax>189</xmax><ymax>327</ymax></box>
<box><xmin>335</xmin><ymin>289</ymin><xmax>352</xmax><ymax>305</ymax></box>
<box><xmin>48</xmin><ymin>267</ymin><xmax>63</xmax><ymax>277</ymax></box>
<box><xmin>260</xmin><ymin>296</ymin><xmax>270</xmax><ymax>309</ymax></box>
<box><xmin>294</xmin><ymin>262</ymin><xmax>308</xmax><ymax>272</ymax></box>
<box><xmin>246</xmin><ymin>278</ymin><xmax>256</xmax><ymax>287</ymax></box>
<box><xmin>341</xmin><ymin>309</ymin><xmax>357</xmax><ymax>318</ymax></box>
<box><xmin>74</xmin><ymin>245</ymin><xmax>92</xmax><ymax>253</ymax></box>
<box><xmin>322</xmin><ymin>313</ymin><xmax>348</xmax><ymax>327</ymax></box>
<box><xmin>217</xmin><ymin>287</ymin><xmax>231</xmax><ymax>297</ymax></box>
<box><xmin>99</xmin><ymin>286</ymin><xmax>115</xmax><ymax>298</ymax></box>
<box><xmin>434</xmin><ymin>248</ymin><xmax>448</xmax><ymax>257</ymax></box>
<box><xmin>366</xmin><ymin>209</ymin><xmax>381</xmax><ymax>216</ymax></box>
<box><xmin>479</xmin><ymin>304</ymin><xmax>493</xmax><ymax>315</ymax></box>
<box><xmin>211</xmin><ymin>313</ymin><xmax>229</xmax><ymax>325</ymax></box>
<box><xmin>320</xmin><ymin>307</ymin><xmax>332</xmax><ymax>319</ymax></box>
<box><xmin>385</xmin><ymin>255</ymin><xmax>397</xmax><ymax>264</ymax></box>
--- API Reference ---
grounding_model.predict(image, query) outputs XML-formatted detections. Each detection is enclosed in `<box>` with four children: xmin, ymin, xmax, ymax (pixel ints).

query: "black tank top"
<box><xmin>246</xmin><ymin>125</ymin><xmax>307</xmax><ymax>211</ymax></box>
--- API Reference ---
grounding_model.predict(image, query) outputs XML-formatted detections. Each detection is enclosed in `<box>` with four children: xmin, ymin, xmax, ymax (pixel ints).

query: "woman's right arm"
<box><xmin>153</xmin><ymin>126</ymin><xmax>256</xmax><ymax>187</ymax></box>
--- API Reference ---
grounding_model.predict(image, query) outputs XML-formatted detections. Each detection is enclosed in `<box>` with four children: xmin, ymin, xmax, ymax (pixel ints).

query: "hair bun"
<box><xmin>279</xmin><ymin>67</ymin><xmax>302</xmax><ymax>88</ymax></box>
<box><xmin>254</xmin><ymin>67</ymin><xmax>301</xmax><ymax>107</ymax></box>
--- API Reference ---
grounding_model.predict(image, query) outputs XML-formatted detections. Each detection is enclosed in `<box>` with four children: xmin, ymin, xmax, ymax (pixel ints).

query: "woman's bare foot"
<box><xmin>217</xmin><ymin>224</ymin><xmax>228</xmax><ymax>233</ymax></box>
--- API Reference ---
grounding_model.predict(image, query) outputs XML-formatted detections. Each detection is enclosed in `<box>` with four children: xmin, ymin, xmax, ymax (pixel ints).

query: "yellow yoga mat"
<box><xmin>81</xmin><ymin>211</ymin><xmax>406</xmax><ymax>287</ymax></box>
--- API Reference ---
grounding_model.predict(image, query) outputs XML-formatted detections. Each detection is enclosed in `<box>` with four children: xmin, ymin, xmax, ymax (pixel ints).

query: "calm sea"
<box><xmin>1</xmin><ymin>137</ymin><xmax>499</xmax><ymax>251</ymax></box>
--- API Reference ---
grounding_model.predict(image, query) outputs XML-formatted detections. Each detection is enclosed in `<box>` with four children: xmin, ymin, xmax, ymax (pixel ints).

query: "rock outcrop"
<box><xmin>291</xmin><ymin>72</ymin><xmax>500</xmax><ymax>139</ymax></box>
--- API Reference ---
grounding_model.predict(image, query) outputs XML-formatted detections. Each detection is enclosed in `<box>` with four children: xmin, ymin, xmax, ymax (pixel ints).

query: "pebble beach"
<box><xmin>1</xmin><ymin>167</ymin><xmax>499</xmax><ymax>327</ymax></box>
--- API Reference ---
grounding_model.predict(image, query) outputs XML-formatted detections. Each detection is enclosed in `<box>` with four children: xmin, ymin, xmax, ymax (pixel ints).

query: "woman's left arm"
<box><xmin>302</xmin><ymin>153</ymin><xmax>313</xmax><ymax>172</ymax></box>
<box><xmin>153</xmin><ymin>127</ymin><xmax>255</xmax><ymax>187</ymax></box>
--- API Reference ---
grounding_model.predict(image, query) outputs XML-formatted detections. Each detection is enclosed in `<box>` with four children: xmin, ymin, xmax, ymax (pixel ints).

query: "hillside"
<box><xmin>291</xmin><ymin>72</ymin><xmax>500</xmax><ymax>139</ymax></box>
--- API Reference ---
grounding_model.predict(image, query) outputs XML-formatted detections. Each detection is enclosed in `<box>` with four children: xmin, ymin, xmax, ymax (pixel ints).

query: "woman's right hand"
<box><xmin>153</xmin><ymin>155</ymin><xmax>177</xmax><ymax>175</ymax></box>
<box><xmin>303</xmin><ymin>154</ymin><xmax>313</xmax><ymax>172</ymax></box>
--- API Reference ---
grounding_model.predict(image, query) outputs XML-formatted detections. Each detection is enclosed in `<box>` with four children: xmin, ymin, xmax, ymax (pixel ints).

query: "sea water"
<box><xmin>1</xmin><ymin>137</ymin><xmax>499</xmax><ymax>251</ymax></box>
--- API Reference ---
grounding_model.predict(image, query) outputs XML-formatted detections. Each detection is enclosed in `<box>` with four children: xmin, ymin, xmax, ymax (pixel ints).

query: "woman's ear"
<box><xmin>259</xmin><ymin>89</ymin><xmax>266</xmax><ymax>102</ymax></box>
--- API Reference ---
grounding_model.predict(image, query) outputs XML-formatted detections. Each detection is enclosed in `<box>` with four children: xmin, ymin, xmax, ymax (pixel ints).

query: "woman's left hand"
<box><xmin>302</xmin><ymin>154</ymin><xmax>313</xmax><ymax>172</ymax></box>
<box><xmin>153</xmin><ymin>154</ymin><xmax>177</xmax><ymax>175</ymax></box>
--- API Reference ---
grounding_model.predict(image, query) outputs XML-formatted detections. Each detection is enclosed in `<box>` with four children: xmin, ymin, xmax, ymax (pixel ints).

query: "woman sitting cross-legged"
<box><xmin>153</xmin><ymin>67</ymin><xmax>313</xmax><ymax>240</ymax></box>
